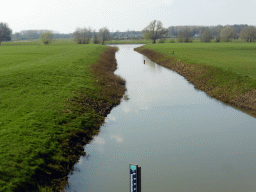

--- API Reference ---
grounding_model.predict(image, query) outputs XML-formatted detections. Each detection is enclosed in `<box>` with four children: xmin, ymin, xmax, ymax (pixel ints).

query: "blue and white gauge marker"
<box><xmin>130</xmin><ymin>164</ymin><xmax>138</xmax><ymax>192</ymax></box>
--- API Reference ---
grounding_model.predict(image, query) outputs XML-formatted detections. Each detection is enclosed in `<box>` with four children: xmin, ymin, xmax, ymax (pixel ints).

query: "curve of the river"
<box><xmin>63</xmin><ymin>44</ymin><xmax>256</xmax><ymax>192</ymax></box>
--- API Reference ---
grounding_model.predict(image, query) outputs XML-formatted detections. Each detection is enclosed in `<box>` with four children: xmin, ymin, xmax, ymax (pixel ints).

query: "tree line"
<box><xmin>141</xmin><ymin>21</ymin><xmax>256</xmax><ymax>43</ymax></box>
<box><xmin>1</xmin><ymin>21</ymin><xmax>256</xmax><ymax>45</ymax></box>
<box><xmin>174</xmin><ymin>25</ymin><xmax>256</xmax><ymax>43</ymax></box>
<box><xmin>72</xmin><ymin>27</ymin><xmax>111</xmax><ymax>45</ymax></box>
<box><xmin>11</xmin><ymin>30</ymin><xmax>73</xmax><ymax>40</ymax></box>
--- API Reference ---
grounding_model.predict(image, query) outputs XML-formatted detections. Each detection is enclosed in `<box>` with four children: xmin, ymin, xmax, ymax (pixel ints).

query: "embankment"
<box><xmin>42</xmin><ymin>46</ymin><xmax>126</xmax><ymax>192</ymax></box>
<box><xmin>134</xmin><ymin>47</ymin><xmax>256</xmax><ymax>118</ymax></box>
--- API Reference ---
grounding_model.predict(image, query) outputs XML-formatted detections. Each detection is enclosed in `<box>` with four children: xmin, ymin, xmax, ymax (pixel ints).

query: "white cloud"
<box><xmin>93</xmin><ymin>137</ymin><xmax>105</xmax><ymax>144</ymax></box>
<box><xmin>110</xmin><ymin>134</ymin><xmax>124</xmax><ymax>143</ymax></box>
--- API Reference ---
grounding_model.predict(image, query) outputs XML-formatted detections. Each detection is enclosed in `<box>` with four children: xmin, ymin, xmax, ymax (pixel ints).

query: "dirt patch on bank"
<box><xmin>134</xmin><ymin>47</ymin><xmax>256</xmax><ymax>118</ymax></box>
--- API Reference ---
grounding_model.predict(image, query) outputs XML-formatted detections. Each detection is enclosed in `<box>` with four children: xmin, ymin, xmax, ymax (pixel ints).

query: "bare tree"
<box><xmin>0</xmin><ymin>22</ymin><xmax>12</xmax><ymax>45</ymax></box>
<box><xmin>93</xmin><ymin>30</ymin><xmax>99</xmax><ymax>44</ymax></box>
<box><xmin>13</xmin><ymin>32</ymin><xmax>21</xmax><ymax>41</ymax></box>
<box><xmin>240</xmin><ymin>26</ymin><xmax>256</xmax><ymax>42</ymax></box>
<box><xmin>99</xmin><ymin>27</ymin><xmax>110</xmax><ymax>44</ymax></box>
<box><xmin>40</xmin><ymin>31</ymin><xmax>53</xmax><ymax>45</ymax></box>
<box><xmin>142</xmin><ymin>20</ymin><xmax>168</xmax><ymax>43</ymax></box>
<box><xmin>73</xmin><ymin>28</ymin><xmax>83</xmax><ymax>44</ymax></box>
<box><xmin>86</xmin><ymin>27</ymin><xmax>92</xmax><ymax>44</ymax></box>
<box><xmin>212</xmin><ymin>26</ymin><xmax>222</xmax><ymax>42</ymax></box>
<box><xmin>220</xmin><ymin>26</ymin><xmax>235</xmax><ymax>42</ymax></box>
<box><xmin>73</xmin><ymin>27</ymin><xmax>91</xmax><ymax>44</ymax></box>
<box><xmin>177</xmin><ymin>27</ymin><xmax>192</xmax><ymax>43</ymax></box>
<box><xmin>200</xmin><ymin>28</ymin><xmax>213</xmax><ymax>42</ymax></box>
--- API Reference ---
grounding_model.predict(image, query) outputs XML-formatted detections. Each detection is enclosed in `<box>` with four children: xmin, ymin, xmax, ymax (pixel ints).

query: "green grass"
<box><xmin>2</xmin><ymin>39</ymin><xmax>76</xmax><ymax>46</ymax></box>
<box><xmin>0</xmin><ymin>42</ymin><xmax>109</xmax><ymax>191</ymax></box>
<box><xmin>143</xmin><ymin>42</ymin><xmax>256</xmax><ymax>81</ymax></box>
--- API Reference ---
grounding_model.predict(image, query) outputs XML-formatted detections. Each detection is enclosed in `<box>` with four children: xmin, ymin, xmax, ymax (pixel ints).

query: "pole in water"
<box><xmin>130</xmin><ymin>164</ymin><xmax>141</xmax><ymax>192</ymax></box>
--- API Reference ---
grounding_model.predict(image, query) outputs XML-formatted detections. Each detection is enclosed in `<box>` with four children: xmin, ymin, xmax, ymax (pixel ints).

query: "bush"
<box><xmin>215</xmin><ymin>37</ymin><xmax>221</xmax><ymax>42</ymax></box>
<box><xmin>158</xmin><ymin>39</ymin><xmax>165</xmax><ymax>43</ymax></box>
<box><xmin>169</xmin><ymin>39</ymin><xmax>175</xmax><ymax>43</ymax></box>
<box><xmin>40</xmin><ymin>31</ymin><xmax>53</xmax><ymax>45</ymax></box>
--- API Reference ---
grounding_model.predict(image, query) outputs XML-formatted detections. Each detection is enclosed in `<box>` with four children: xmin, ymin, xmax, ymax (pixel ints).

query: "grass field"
<box><xmin>0</xmin><ymin>41</ymin><xmax>125</xmax><ymax>191</ymax></box>
<box><xmin>143</xmin><ymin>42</ymin><xmax>256</xmax><ymax>81</ymax></box>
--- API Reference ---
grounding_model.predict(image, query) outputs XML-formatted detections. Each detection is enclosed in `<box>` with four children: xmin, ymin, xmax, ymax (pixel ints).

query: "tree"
<box><xmin>142</xmin><ymin>20</ymin><xmax>168</xmax><ymax>43</ymax></box>
<box><xmin>200</xmin><ymin>28</ymin><xmax>213</xmax><ymax>42</ymax></box>
<box><xmin>40</xmin><ymin>31</ymin><xmax>53</xmax><ymax>45</ymax></box>
<box><xmin>212</xmin><ymin>25</ymin><xmax>222</xmax><ymax>42</ymax></box>
<box><xmin>99</xmin><ymin>27</ymin><xmax>110</xmax><ymax>44</ymax></box>
<box><xmin>13</xmin><ymin>32</ymin><xmax>21</xmax><ymax>40</ymax></box>
<box><xmin>93</xmin><ymin>30</ymin><xmax>99</xmax><ymax>44</ymax></box>
<box><xmin>86</xmin><ymin>27</ymin><xmax>92</xmax><ymax>44</ymax></box>
<box><xmin>73</xmin><ymin>28</ymin><xmax>83</xmax><ymax>44</ymax></box>
<box><xmin>177</xmin><ymin>27</ymin><xmax>192</xmax><ymax>43</ymax></box>
<box><xmin>240</xmin><ymin>26</ymin><xmax>256</xmax><ymax>42</ymax></box>
<box><xmin>0</xmin><ymin>23</ymin><xmax>12</xmax><ymax>45</ymax></box>
<box><xmin>220</xmin><ymin>26</ymin><xmax>235</xmax><ymax>42</ymax></box>
<box><xmin>73</xmin><ymin>27</ymin><xmax>91</xmax><ymax>44</ymax></box>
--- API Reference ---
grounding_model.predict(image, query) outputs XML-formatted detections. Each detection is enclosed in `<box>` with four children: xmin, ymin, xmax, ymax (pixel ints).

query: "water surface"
<box><xmin>63</xmin><ymin>44</ymin><xmax>256</xmax><ymax>192</ymax></box>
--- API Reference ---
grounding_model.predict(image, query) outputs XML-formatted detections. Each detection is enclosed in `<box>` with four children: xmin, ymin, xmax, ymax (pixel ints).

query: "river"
<box><xmin>63</xmin><ymin>44</ymin><xmax>256</xmax><ymax>192</ymax></box>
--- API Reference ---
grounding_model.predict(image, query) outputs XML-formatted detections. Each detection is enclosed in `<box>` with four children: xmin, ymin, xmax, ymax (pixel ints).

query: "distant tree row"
<box><xmin>175</xmin><ymin>25</ymin><xmax>256</xmax><ymax>43</ymax></box>
<box><xmin>1</xmin><ymin>21</ymin><xmax>256</xmax><ymax>45</ymax></box>
<box><xmin>167</xmin><ymin>24</ymin><xmax>256</xmax><ymax>43</ymax></box>
<box><xmin>11</xmin><ymin>30</ymin><xmax>72</xmax><ymax>40</ymax></box>
<box><xmin>73</xmin><ymin>27</ymin><xmax>111</xmax><ymax>44</ymax></box>
<box><xmin>141</xmin><ymin>21</ymin><xmax>256</xmax><ymax>43</ymax></box>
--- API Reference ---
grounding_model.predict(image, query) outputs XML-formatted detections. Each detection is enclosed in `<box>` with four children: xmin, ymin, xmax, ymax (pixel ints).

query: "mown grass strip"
<box><xmin>0</xmin><ymin>42</ymin><xmax>126</xmax><ymax>192</ymax></box>
<box><xmin>134</xmin><ymin>43</ymin><xmax>256</xmax><ymax>118</ymax></box>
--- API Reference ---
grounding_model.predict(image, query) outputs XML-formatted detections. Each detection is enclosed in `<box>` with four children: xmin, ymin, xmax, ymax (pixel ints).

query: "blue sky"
<box><xmin>2</xmin><ymin>0</ymin><xmax>256</xmax><ymax>33</ymax></box>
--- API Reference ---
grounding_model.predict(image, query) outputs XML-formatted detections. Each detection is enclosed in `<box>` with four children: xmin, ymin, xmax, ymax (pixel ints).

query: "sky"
<box><xmin>1</xmin><ymin>0</ymin><xmax>256</xmax><ymax>34</ymax></box>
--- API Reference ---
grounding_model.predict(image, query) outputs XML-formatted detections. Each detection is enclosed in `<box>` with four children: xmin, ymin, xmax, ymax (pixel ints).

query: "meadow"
<box><xmin>0</xmin><ymin>40</ymin><xmax>125</xmax><ymax>191</ymax></box>
<box><xmin>143</xmin><ymin>42</ymin><xmax>256</xmax><ymax>80</ymax></box>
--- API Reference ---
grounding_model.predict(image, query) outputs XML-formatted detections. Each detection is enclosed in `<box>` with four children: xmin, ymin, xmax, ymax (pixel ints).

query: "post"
<box><xmin>144</xmin><ymin>60</ymin><xmax>145</xmax><ymax>64</ymax></box>
<box><xmin>137</xmin><ymin>167</ymin><xmax>141</xmax><ymax>192</ymax></box>
<box><xmin>130</xmin><ymin>164</ymin><xmax>141</xmax><ymax>192</ymax></box>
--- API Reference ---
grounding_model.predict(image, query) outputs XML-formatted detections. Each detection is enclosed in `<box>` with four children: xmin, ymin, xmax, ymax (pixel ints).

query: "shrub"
<box><xmin>40</xmin><ymin>31</ymin><xmax>53</xmax><ymax>45</ymax></box>
<box><xmin>169</xmin><ymin>39</ymin><xmax>175</xmax><ymax>43</ymax></box>
<box><xmin>158</xmin><ymin>39</ymin><xmax>165</xmax><ymax>43</ymax></box>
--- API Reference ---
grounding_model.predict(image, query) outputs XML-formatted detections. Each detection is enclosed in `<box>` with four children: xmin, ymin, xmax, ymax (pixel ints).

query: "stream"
<box><xmin>63</xmin><ymin>44</ymin><xmax>256</xmax><ymax>192</ymax></box>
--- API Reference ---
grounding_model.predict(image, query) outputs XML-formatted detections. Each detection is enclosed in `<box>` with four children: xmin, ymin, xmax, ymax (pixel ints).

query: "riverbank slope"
<box><xmin>134</xmin><ymin>44</ymin><xmax>256</xmax><ymax>118</ymax></box>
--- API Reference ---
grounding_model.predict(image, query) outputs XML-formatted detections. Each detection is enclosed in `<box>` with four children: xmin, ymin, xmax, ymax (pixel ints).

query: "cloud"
<box><xmin>93</xmin><ymin>137</ymin><xmax>105</xmax><ymax>144</ymax></box>
<box><xmin>110</xmin><ymin>134</ymin><xmax>124</xmax><ymax>143</ymax></box>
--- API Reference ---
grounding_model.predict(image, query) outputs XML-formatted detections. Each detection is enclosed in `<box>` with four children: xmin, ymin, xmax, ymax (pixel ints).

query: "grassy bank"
<box><xmin>134</xmin><ymin>43</ymin><xmax>256</xmax><ymax>118</ymax></box>
<box><xmin>0</xmin><ymin>42</ymin><xmax>126</xmax><ymax>191</ymax></box>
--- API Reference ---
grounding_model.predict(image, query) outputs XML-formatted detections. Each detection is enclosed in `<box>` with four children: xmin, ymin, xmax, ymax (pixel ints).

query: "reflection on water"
<box><xmin>63</xmin><ymin>44</ymin><xmax>256</xmax><ymax>192</ymax></box>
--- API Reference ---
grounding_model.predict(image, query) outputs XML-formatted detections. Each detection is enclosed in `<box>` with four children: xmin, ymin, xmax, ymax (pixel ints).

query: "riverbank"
<box><xmin>0</xmin><ymin>43</ymin><xmax>126</xmax><ymax>192</ymax></box>
<box><xmin>39</xmin><ymin>46</ymin><xmax>126</xmax><ymax>192</ymax></box>
<box><xmin>134</xmin><ymin>45</ymin><xmax>256</xmax><ymax>118</ymax></box>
